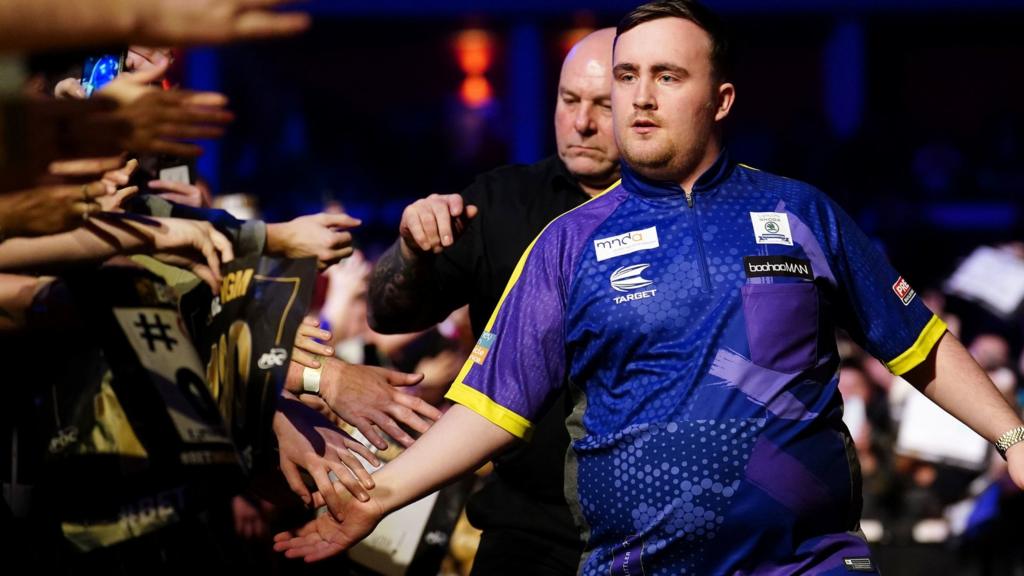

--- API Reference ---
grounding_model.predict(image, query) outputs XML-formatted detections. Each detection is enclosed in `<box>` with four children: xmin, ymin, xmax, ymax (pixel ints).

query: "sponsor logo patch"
<box><xmin>743</xmin><ymin>256</ymin><xmax>813</xmax><ymax>281</ymax></box>
<box><xmin>892</xmin><ymin>276</ymin><xmax>916</xmax><ymax>306</ymax></box>
<box><xmin>610</xmin><ymin>264</ymin><xmax>653</xmax><ymax>293</ymax></box>
<box><xmin>843</xmin><ymin>557</ymin><xmax>875</xmax><ymax>572</ymax></box>
<box><xmin>750</xmin><ymin>212</ymin><xmax>794</xmax><ymax>246</ymax></box>
<box><xmin>469</xmin><ymin>332</ymin><xmax>497</xmax><ymax>365</ymax></box>
<box><xmin>610</xmin><ymin>264</ymin><xmax>657</xmax><ymax>305</ymax></box>
<box><xmin>594</xmin><ymin>226</ymin><xmax>659</xmax><ymax>262</ymax></box>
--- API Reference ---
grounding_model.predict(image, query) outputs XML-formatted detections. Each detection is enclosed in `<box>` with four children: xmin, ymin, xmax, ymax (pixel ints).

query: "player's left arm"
<box><xmin>902</xmin><ymin>331</ymin><xmax>1024</xmax><ymax>489</ymax></box>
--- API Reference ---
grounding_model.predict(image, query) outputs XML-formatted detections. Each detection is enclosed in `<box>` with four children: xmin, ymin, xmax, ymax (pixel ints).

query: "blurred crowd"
<box><xmin>1</xmin><ymin>2</ymin><xmax>1023</xmax><ymax>576</ymax></box>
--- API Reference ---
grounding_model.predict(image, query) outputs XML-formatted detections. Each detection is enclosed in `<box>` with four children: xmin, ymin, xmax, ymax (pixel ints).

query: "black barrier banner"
<box><xmin>49</xmin><ymin>266</ymin><xmax>241</xmax><ymax>550</ymax></box>
<box><xmin>186</xmin><ymin>254</ymin><xmax>317</xmax><ymax>473</ymax></box>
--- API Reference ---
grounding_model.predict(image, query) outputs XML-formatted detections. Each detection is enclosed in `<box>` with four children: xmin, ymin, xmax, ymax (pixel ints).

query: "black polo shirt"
<box><xmin>432</xmin><ymin>156</ymin><xmax>590</xmax><ymax>551</ymax></box>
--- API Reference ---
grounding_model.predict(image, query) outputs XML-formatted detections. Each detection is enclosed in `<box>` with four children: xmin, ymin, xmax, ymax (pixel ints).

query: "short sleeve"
<box><xmin>818</xmin><ymin>198</ymin><xmax>946</xmax><ymax>375</ymax></box>
<box><xmin>444</xmin><ymin>229</ymin><xmax>568</xmax><ymax>440</ymax></box>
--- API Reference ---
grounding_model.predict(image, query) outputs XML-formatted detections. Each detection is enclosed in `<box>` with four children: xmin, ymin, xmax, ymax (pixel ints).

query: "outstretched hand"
<box><xmin>273</xmin><ymin>495</ymin><xmax>385</xmax><ymax>563</ymax></box>
<box><xmin>319</xmin><ymin>359</ymin><xmax>441</xmax><ymax>450</ymax></box>
<box><xmin>274</xmin><ymin>394</ymin><xmax>380</xmax><ymax>519</ymax></box>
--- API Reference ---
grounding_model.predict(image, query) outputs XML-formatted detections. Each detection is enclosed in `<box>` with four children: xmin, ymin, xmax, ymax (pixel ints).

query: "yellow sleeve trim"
<box><xmin>885</xmin><ymin>315</ymin><xmax>948</xmax><ymax>376</ymax></box>
<box><xmin>445</xmin><ymin>382</ymin><xmax>534</xmax><ymax>441</ymax></box>
<box><xmin>481</xmin><ymin>179</ymin><xmax>621</xmax><ymax>333</ymax></box>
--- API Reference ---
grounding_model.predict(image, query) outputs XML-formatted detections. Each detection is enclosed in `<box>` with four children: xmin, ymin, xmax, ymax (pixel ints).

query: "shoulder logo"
<box><xmin>750</xmin><ymin>212</ymin><xmax>793</xmax><ymax>246</ymax></box>
<box><xmin>469</xmin><ymin>331</ymin><xmax>497</xmax><ymax>365</ymax></box>
<box><xmin>610</xmin><ymin>263</ymin><xmax>653</xmax><ymax>292</ymax></box>
<box><xmin>892</xmin><ymin>276</ymin><xmax>916</xmax><ymax>306</ymax></box>
<box><xmin>594</xmin><ymin>226</ymin><xmax>659</xmax><ymax>262</ymax></box>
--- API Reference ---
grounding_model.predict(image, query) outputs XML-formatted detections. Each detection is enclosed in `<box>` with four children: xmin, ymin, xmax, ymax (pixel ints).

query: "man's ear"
<box><xmin>715</xmin><ymin>82</ymin><xmax>735</xmax><ymax>122</ymax></box>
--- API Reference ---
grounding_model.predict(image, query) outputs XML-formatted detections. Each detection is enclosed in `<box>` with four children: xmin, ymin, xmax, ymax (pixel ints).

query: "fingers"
<box><xmin>341</xmin><ymin>437</ymin><xmax>380</xmax><ymax>468</ymax></box>
<box><xmin>100</xmin><ymin>185</ymin><xmax>139</xmax><ymax>212</ymax></box>
<box><xmin>120</xmin><ymin>58</ymin><xmax>171</xmax><ymax>86</ymax></box>
<box><xmin>326</xmin><ymin>460</ymin><xmax>371</xmax><ymax>502</ymax></box>
<box><xmin>279</xmin><ymin>459</ymin><xmax>312</xmax><ymax>507</ymax></box>
<box><xmin>189</xmin><ymin>263</ymin><xmax>220</xmax><ymax>292</ymax></box>
<box><xmin>401</xmin><ymin>205</ymin><xmax>429</xmax><ymax>252</ymax></box>
<box><xmin>81</xmin><ymin>179</ymin><xmax>110</xmax><ymax>200</ymax></box>
<box><xmin>393</xmin><ymin>390</ymin><xmax>443</xmax><ymax>422</ymax></box>
<box><xmin>465</xmin><ymin>204</ymin><xmax>480</xmax><ymax>219</ymax></box>
<box><xmin>314</xmin><ymin>212</ymin><xmax>362</xmax><ymax>230</ymax></box>
<box><xmin>50</xmin><ymin>156</ymin><xmax>127</xmax><ymax>178</ymax></box>
<box><xmin>384</xmin><ymin>403</ymin><xmax>432</xmax><ymax>437</ymax></box>
<box><xmin>291</xmin><ymin>349</ymin><xmax>321</xmax><ymax>370</ymax></box>
<box><xmin>310</xmin><ymin>467</ymin><xmax>350</xmax><ymax>518</ymax></box>
<box><xmin>333</xmin><ymin>449</ymin><xmax>375</xmax><ymax>489</ymax></box>
<box><xmin>296</xmin><ymin>321</ymin><xmax>332</xmax><ymax>341</ymax></box>
<box><xmin>233</xmin><ymin>11</ymin><xmax>312</xmax><ymax>41</ymax></box>
<box><xmin>147</xmin><ymin>179</ymin><xmax>193</xmax><ymax>194</ymax></box>
<box><xmin>295</xmin><ymin>325</ymin><xmax>334</xmax><ymax>357</ymax></box>
<box><xmin>154</xmin><ymin>123</ymin><xmax>227</xmax><ymax>140</ymax></box>
<box><xmin>417</xmin><ymin>206</ymin><xmax>443</xmax><ymax>252</ymax></box>
<box><xmin>140</xmin><ymin>139</ymin><xmax>205</xmax><ymax>158</ymax></box>
<box><xmin>208</xmin><ymin>226</ymin><xmax>235</xmax><ymax>264</ymax></box>
<box><xmin>350</xmin><ymin>417</ymin><xmax>388</xmax><ymax>451</ymax></box>
<box><xmin>54</xmin><ymin>78</ymin><xmax>86</xmax><ymax>100</ymax></box>
<box><xmin>384</xmin><ymin>368</ymin><xmax>425</xmax><ymax>387</ymax></box>
<box><xmin>428</xmin><ymin>199</ymin><xmax>453</xmax><ymax>249</ymax></box>
<box><xmin>370</xmin><ymin>413</ymin><xmax>415</xmax><ymax>448</ymax></box>
<box><xmin>155</xmin><ymin>192</ymin><xmax>202</xmax><ymax>207</ymax></box>
<box><xmin>179</xmin><ymin>91</ymin><xmax>230</xmax><ymax>109</ymax></box>
<box><xmin>103</xmin><ymin>158</ymin><xmax>139</xmax><ymax>187</ymax></box>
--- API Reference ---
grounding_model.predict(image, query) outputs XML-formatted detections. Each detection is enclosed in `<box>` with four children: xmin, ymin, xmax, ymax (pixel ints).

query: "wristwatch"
<box><xmin>995</xmin><ymin>425</ymin><xmax>1024</xmax><ymax>459</ymax></box>
<box><xmin>302</xmin><ymin>355</ymin><xmax>324</xmax><ymax>395</ymax></box>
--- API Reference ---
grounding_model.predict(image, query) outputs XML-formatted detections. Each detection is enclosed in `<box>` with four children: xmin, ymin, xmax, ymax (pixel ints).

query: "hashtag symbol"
<box><xmin>134</xmin><ymin>313</ymin><xmax>178</xmax><ymax>352</ymax></box>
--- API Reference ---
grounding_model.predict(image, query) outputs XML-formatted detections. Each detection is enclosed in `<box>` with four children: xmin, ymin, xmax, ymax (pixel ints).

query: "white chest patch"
<box><xmin>750</xmin><ymin>212</ymin><xmax>794</xmax><ymax>246</ymax></box>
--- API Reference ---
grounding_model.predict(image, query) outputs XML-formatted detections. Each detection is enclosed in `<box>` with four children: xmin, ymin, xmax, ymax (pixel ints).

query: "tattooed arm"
<box><xmin>367</xmin><ymin>240</ymin><xmax>450</xmax><ymax>333</ymax></box>
<box><xmin>367</xmin><ymin>194</ymin><xmax>478</xmax><ymax>334</ymax></box>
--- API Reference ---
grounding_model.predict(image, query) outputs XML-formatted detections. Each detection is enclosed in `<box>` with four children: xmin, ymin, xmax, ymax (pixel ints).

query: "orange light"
<box><xmin>460</xmin><ymin>75</ymin><xmax>492</xmax><ymax>108</ymax></box>
<box><xmin>560</xmin><ymin>27</ymin><xmax>594</xmax><ymax>57</ymax></box>
<box><xmin>455</xmin><ymin>29</ymin><xmax>494</xmax><ymax>75</ymax></box>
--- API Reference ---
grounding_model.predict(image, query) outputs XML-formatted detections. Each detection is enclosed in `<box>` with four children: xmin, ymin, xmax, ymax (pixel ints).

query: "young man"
<box><xmin>366</xmin><ymin>28</ymin><xmax>619</xmax><ymax>575</ymax></box>
<box><xmin>276</xmin><ymin>3</ymin><xmax>1024</xmax><ymax>574</ymax></box>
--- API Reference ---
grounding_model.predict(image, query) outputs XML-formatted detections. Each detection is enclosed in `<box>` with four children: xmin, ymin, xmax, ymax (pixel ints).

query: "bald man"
<box><xmin>367</xmin><ymin>28</ymin><xmax>619</xmax><ymax>576</ymax></box>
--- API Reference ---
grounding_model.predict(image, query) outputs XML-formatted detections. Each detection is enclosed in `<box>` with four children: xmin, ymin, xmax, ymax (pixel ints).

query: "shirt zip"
<box><xmin>686</xmin><ymin>191</ymin><xmax>712</xmax><ymax>291</ymax></box>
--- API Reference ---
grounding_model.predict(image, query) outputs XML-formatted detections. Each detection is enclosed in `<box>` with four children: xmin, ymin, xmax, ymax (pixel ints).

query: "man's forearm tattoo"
<box><xmin>368</xmin><ymin>242</ymin><xmax>442</xmax><ymax>330</ymax></box>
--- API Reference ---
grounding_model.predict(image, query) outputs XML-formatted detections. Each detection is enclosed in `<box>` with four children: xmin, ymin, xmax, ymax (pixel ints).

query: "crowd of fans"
<box><xmin>1</xmin><ymin>2</ymin><xmax>1022</xmax><ymax>575</ymax></box>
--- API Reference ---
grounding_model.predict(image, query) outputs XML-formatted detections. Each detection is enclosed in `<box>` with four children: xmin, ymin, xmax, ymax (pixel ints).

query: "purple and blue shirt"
<box><xmin>447</xmin><ymin>153</ymin><xmax>945</xmax><ymax>575</ymax></box>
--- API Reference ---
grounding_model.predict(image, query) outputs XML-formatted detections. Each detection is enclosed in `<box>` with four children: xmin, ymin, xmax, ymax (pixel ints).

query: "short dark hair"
<box><xmin>616</xmin><ymin>0</ymin><xmax>733</xmax><ymax>81</ymax></box>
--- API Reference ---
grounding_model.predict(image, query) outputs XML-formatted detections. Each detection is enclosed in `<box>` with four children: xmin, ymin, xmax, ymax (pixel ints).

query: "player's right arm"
<box><xmin>367</xmin><ymin>193</ymin><xmax>477</xmax><ymax>333</ymax></box>
<box><xmin>273</xmin><ymin>404</ymin><xmax>514</xmax><ymax>562</ymax></box>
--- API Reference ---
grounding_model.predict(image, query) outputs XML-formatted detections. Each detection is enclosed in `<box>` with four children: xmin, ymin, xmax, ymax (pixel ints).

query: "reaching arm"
<box><xmin>0</xmin><ymin>215</ymin><xmax>233</xmax><ymax>290</ymax></box>
<box><xmin>273</xmin><ymin>404</ymin><xmax>515</xmax><ymax>562</ymax></box>
<box><xmin>366</xmin><ymin>240</ymin><xmax>449</xmax><ymax>333</ymax></box>
<box><xmin>0</xmin><ymin>0</ymin><xmax>309</xmax><ymax>52</ymax></box>
<box><xmin>903</xmin><ymin>331</ymin><xmax>1024</xmax><ymax>488</ymax></box>
<box><xmin>367</xmin><ymin>193</ymin><xmax>478</xmax><ymax>333</ymax></box>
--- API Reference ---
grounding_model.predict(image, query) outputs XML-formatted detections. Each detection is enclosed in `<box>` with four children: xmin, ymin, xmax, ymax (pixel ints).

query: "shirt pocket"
<box><xmin>740</xmin><ymin>283</ymin><xmax>819</xmax><ymax>373</ymax></box>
